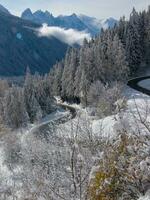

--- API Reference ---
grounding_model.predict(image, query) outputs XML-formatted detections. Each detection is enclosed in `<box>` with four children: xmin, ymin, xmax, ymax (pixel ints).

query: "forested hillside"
<box><xmin>0</xmin><ymin>70</ymin><xmax>54</xmax><ymax>129</ymax></box>
<box><xmin>50</xmin><ymin>7</ymin><xmax>150</xmax><ymax>106</ymax></box>
<box><xmin>0</xmin><ymin>11</ymin><xmax>68</xmax><ymax>76</ymax></box>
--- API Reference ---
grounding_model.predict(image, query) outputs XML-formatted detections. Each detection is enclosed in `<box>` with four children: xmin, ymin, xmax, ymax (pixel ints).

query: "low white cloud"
<box><xmin>37</xmin><ymin>24</ymin><xmax>91</xmax><ymax>45</ymax></box>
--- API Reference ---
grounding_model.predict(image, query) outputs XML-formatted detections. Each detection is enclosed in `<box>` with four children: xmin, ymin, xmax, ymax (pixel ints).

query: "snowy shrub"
<box><xmin>3</xmin><ymin>134</ymin><xmax>22</xmax><ymax>167</ymax></box>
<box><xmin>0</xmin><ymin>115</ymin><xmax>7</xmax><ymax>136</ymax></box>
<box><xmin>0</xmin><ymin>80</ymin><xmax>9</xmax><ymax>98</ymax></box>
<box><xmin>88</xmin><ymin>81</ymin><xmax>126</xmax><ymax>117</ymax></box>
<box><xmin>88</xmin><ymin>133</ymin><xmax>150</xmax><ymax>200</ymax></box>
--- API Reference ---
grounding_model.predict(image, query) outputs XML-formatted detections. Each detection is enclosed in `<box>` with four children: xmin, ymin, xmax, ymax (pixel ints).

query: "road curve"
<box><xmin>127</xmin><ymin>76</ymin><xmax>150</xmax><ymax>96</ymax></box>
<box><xmin>57</xmin><ymin>103</ymin><xmax>77</xmax><ymax>119</ymax></box>
<box><xmin>31</xmin><ymin>103</ymin><xmax>77</xmax><ymax>138</ymax></box>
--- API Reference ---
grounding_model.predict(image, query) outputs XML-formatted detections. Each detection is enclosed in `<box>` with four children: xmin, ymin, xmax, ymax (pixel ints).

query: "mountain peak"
<box><xmin>0</xmin><ymin>4</ymin><xmax>10</xmax><ymax>15</ymax></box>
<box><xmin>25</xmin><ymin>8</ymin><xmax>32</xmax><ymax>13</ymax></box>
<box><xmin>22</xmin><ymin>8</ymin><xmax>55</xmax><ymax>25</ymax></box>
<box><xmin>106</xmin><ymin>17</ymin><xmax>117</xmax><ymax>22</ymax></box>
<box><xmin>103</xmin><ymin>17</ymin><xmax>118</xmax><ymax>29</ymax></box>
<box><xmin>22</xmin><ymin>8</ymin><xmax>32</xmax><ymax>15</ymax></box>
<box><xmin>45</xmin><ymin>10</ymin><xmax>53</xmax><ymax>16</ymax></box>
<box><xmin>70</xmin><ymin>13</ymin><xmax>77</xmax><ymax>17</ymax></box>
<box><xmin>21</xmin><ymin>8</ymin><xmax>33</xmax><ymax>19</ymax></box>
<box><xmin>34</xmin><ymin>9</ymin><xmax>43</xmax><ymax>15</ymax></box>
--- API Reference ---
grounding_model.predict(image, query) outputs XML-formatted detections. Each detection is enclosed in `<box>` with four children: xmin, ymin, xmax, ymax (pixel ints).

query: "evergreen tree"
<box><xmin>117</xmin><ymin>16</ymin><xmax>128</xmax><ymax>46</ymax></box>
<box><xmin>61</xmin><ymin>49</ymin><xmax>71</xmax><ymax>98</ymax></box>
<box><xmin>143</xmin><ymin>6</ymin><xmax>150</xmax><ymax>65</ymax></box>
<box><xmin>24</xmin><ymin>69</ymin><xmax>42</xmax><ymax>123</ymax></box>
<box><xmin>74</xmin><ymin>47</ymin><xmax>84</xmax><ymax>98</ymax></box>
<box><xmin>111</xmin><ymin>34</ymin><xmax>129</xmax><ymax>81</ymax></box>
<box><xmin>52</xmin><ymin>62</ymin><xmax>64</xmax><ymax>96</ymax></box>
<box><xmin>126</xmin><ymin>8</ymin><xmax>142</xmax><ymax>73</ymax></box>
<box><xmin>4</xmin><ymin>86</ymin><xmax>29</xmax><ymax>128</ymax></box>
<box><xmin>65</xmin><ymin>48</ymin><xmax>79</xmax><ymax>99</ymax></box>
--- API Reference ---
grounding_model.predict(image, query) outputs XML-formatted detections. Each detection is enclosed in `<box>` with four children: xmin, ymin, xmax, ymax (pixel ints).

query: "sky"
<box><xmin>0</xmin><ymin>0</ymin><xmax>149</xmax><ymax>19</ymax></box>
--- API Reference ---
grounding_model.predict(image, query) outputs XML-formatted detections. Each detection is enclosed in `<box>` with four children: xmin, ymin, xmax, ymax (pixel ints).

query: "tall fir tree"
<box><xmin>126</xmin><ymin>8</ymin><xmax>142</xmax><ymax>73</ymax></box>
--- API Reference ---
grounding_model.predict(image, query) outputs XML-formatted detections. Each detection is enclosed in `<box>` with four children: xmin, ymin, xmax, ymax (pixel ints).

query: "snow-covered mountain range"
<box><xmin>21</xmin><ymin>9</ymin><xmax>118</xmax><ymax>35</ymax></box>
<box><xmin>0</xmin><ymin>3</ymin><xmax>118</xmax><ymax>36</ymax></box>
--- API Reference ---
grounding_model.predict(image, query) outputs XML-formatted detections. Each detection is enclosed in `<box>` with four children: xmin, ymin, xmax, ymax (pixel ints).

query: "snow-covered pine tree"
<box><xmin>24</xmin><ymin>69</ymin><xmax>42</xmax><ymax>123</ymax></box>
<box><xmin>4</xmin><ymin>86</ymin><xmax>29</xmax><ymax>128</ymax></box>
<box><xmin>52</xmin><ymin>61</ymin><xmax>64</xmax><ymax>96</ymax></box>
<box><xmin>61</xmin><ymin>49</ymin><xmax>71</xmax><ymax>99</ymax></box>
<box><xmin>65</xmin><ymin>48</ymin><xmax>79</xmax><ymax>100</ymax></box>
<box><xmin>126</xmin><ymin>8</ymin><xmax>142</xmax><ymax>73</ymax></box>
<box><xmin>143</xmin><ymin>6</ymin><xmax>150</xmax><ymax>65</ymax></box>
<box><xmin>117</xmin><ymin>16</ymin><xmax>128</xmax><ymax>46</ymax></box>
<box><xmin>111</xmin><ymin>34</ymin><xmax>129</xmax><ymax>81</ymax></box>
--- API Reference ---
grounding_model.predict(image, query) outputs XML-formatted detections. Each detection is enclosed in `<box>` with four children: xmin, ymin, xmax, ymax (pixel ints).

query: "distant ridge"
<box><xmin>21</xmin><ymin>9</ymin><xmax>118</xmax><ymax>36</ymax></box>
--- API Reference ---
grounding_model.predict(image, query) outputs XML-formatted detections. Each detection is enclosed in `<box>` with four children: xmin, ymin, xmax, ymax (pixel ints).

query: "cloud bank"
<box><xmin>37</xmin><ymin>24</ymin><xmax>91</xmax><ymax>45</ymax></box>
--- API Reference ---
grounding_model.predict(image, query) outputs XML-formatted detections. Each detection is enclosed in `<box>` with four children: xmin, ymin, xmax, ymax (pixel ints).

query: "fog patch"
<box><xmin>37</xmin><ymin>24</ymin><xmax>91</xmax><ymax>45</ymax></box>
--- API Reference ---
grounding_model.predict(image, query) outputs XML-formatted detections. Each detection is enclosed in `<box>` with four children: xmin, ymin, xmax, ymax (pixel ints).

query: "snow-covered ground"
<box><xmin>92</xmin><ymin>84</ymin><xmax>150</xmax><ymax>138</ymax></box>
<box><xmin>138</xmin><ymin>190</ymin><xmax>150</xmax><ymax>200</ymax></box>
<box><xmin>0</xmin><ymin>108</ymin><xmax>70</xmax><ymax>195</ymax></box>
<box><xmin>54</xmin><ymin>80</ymin><xmax>150</xmax><ymax>140</ymax></box>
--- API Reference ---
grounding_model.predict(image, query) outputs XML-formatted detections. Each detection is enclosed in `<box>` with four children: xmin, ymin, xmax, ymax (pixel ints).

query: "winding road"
<box><xmin>127</xmin><ymin>76</ymin><xmax>150</xmax><ymax>95</ymax></box>
<box><xmin>32</xmin><ymin>102</ymin><xmax>77</xmax><ymax>138</ymax></box>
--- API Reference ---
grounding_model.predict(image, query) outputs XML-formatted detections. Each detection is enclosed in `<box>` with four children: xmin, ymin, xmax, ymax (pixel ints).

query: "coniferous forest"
<box><xmin>50</xmin><ymin>7</ymin><xmax>150</xmax><ymax>102</ymax></box>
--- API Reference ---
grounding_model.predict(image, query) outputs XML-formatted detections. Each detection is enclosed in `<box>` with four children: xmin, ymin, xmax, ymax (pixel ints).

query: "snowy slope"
<box><xmin>78</xmin><ymin>14</ymin><xmax>118</xmax><ymax>33</ymax></box>
<box><xmin>92</xmin><ymin>84</ymin><xmax>150</xmax><ymax>139</ymax></box>
<box><xmin>0</xmin><ymin>108</ymin><xmax>70</xmax><ymax>193</ymax></box>
<box><xmin>54</xmin><ymin>80</ymin><xmax>150</xmax><ymax>140</ymax></box>
<box><xmin>78</xmin><ymin>14</ymin><xmax>102</xmax><ymax>34</ymax></box>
